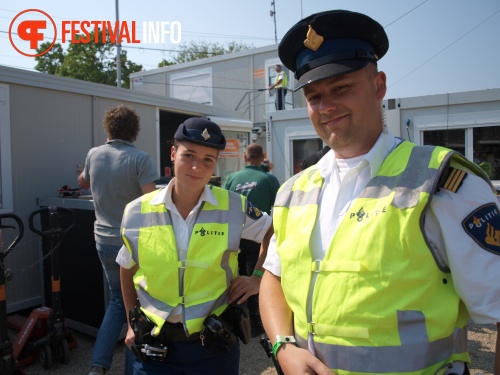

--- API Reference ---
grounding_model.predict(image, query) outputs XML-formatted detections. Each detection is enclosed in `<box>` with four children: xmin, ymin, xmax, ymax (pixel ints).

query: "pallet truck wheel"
<box><xmin>58</xmin><ymin>338</ymin><xmax>70</xmax><ymax>364</ymax></box>
<box><xmin>39</xmin><ymin>344</ymin><xmax>53</xmax><ymax>369</ymax></box>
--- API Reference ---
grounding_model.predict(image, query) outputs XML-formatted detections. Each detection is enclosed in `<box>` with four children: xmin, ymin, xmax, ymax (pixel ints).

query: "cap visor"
<box><xmin>295</xmin><ymin>60</ymin><xmax>370</xmax><ymax>91</ymax></box>
<box><xmin>178</xmin><ymin>138</ymin><xmax>226</xmax><ymax>150</ymax></box>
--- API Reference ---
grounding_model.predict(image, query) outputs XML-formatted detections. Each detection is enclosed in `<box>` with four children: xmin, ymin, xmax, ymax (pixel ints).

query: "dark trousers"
<box><xmin>132</xmin><ymin>339</ymin><xmax>239</xmax><ymax>375</ymax></box>
<box><xmin>275</xmin><ymin>88</ymin><xmax>287</xmax><ymax>110</ymax></box>
<box><xmin>238</xmin><ymin>239</ymin><xmax>263</xmax><ymax>335</ymax></box>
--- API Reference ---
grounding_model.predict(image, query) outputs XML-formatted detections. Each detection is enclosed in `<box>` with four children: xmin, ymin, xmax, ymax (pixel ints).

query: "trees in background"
<box><xmin>159</xmin><ymin>40</ymin><xmax>254</xmax><ymax>66</ymax></box>
<box><xmin>35</xmin><ymin>30</ymin><xmax>142</xmax><ymax>88</ymax></box>
<box><xmin>35</xmin><ymin>32</ymin><xmax>253</xmax><ymax>87</ymax></box>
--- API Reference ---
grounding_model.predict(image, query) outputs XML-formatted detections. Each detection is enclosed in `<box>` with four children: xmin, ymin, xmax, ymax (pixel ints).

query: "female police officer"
<box><xmin>117</xmin><ymin>118</ymin><xmax>273</xmax><ymax>375</ymax></box>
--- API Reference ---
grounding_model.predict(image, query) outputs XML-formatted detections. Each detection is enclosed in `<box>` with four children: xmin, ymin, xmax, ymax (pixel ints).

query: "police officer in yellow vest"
<box><xmin>260</xmin><ymin>10</ymin><xmax>500</xmax><ymax>375</ymax></box>
<box><xmin>269</xmin><ymin>64</ymin><xmax>288</xmax><ymax>110</ymax></box>
<box><xmin>118</xmin><ymin>118</ymin><xmax>273</xmax><ymax>375</ymax></box>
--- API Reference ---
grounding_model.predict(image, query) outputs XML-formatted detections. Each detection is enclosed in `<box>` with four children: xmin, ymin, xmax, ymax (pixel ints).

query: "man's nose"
<box><xmin>319</xmin><ymin>95</ymin><xmax>337</xmax><ymax>114</ymax></box>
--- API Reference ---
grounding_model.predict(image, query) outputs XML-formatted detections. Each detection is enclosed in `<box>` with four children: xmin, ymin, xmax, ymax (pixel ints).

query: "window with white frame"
<box><xmin>169</xmin><ymin>67</ymin><xmax>213</xmax><ymax>105</ymax></box>
<box><xmin>414</xmin><ymin>108</ymin><xmax>500</xmax><ymax>183</ymax></box>
<box><xmin>423</xmin><ymin>126</ymin><xmax>500</xmax><ymax>180</ymax></box>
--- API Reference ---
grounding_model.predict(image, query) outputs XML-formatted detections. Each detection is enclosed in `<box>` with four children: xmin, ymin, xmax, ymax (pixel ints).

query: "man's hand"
<box><xmin>228</xmin><ymin>275</ymin><xmax>261</xmax><ymax>304</ymax></box>
<box><xmin>277</xmin><ymin>344</ymin><xmax>335</xmax><ymax>375</ymax></box>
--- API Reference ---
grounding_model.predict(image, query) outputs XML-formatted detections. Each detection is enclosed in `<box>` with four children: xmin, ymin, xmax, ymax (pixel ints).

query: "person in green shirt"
<box><xmin>223</xmin><ymin>143</ymin><xmax>280</xmax><ymax>336</ymax></box>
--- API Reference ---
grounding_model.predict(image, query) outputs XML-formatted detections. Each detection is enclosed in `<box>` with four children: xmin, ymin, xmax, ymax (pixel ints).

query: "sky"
<box><xmin>1</xmin><ymin>0</ymin><xmax>500</xmax><ymax>99</ymax></box>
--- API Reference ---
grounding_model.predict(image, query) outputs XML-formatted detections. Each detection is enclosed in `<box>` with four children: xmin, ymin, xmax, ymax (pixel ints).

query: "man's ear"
<box><xmin>375</xmin><ymin>71</ymin><xmax>387</xmax><ymax>101</ymax></box>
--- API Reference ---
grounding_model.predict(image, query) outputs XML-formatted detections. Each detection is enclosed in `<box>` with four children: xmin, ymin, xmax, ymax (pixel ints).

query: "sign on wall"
<box><xmin>219</xmin><ymin>139</ymin><xmax>239</xmax><ymax>158</ymax></box>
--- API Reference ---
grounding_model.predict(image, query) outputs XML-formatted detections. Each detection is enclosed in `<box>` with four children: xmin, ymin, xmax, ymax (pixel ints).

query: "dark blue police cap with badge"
<box><xmin>174</xmin><ymin>117</ymin><xmax>226</xmax><ymax>150</ymax></box>
<box><xmin>278</xmin><ymin>10</ymin><xmax>389</xmax><ymax>90</ymax></box>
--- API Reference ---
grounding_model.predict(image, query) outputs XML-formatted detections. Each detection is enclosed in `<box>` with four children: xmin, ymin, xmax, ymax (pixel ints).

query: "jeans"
<box><xmin>92</xmin><ymin>243</ymin><xmax>133</xmax><ymax>374</ymax></box>
<box><xmin>238</xmin><ymin>239</ymin><xmax>262</xmax><ymax>333</ymax></box>
<box><xmin>132</xmin><ymin>339</ymin><xmax>240</xmax><ymax>375</ymax></box>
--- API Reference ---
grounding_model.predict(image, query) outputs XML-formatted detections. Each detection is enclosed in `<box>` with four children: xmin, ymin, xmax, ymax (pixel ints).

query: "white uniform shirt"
<box><xmin>117</xmin><ymin>178</ymin><xmax>272</xmax><ymax>322</ymax></box>
<box><xmin>264</xmin><ymin>131</ymin><xmax>500</xmax><ymax>325</ymax></box>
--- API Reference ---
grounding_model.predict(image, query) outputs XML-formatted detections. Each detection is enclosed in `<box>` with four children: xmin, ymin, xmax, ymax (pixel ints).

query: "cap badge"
<box><xmin>202</xmin><ymin>128</ymin><xmax>211</xmax><ymax>140</ymax></box>
<box><xmin>304</xmin><ymin>25</ymin><xmax>324</xmax><ymax>51</ymax></box>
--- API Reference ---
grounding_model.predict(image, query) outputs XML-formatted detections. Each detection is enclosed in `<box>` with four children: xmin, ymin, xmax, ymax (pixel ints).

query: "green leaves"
<box><xmin>34</xmin><ymin>29</ymin><xmax>142</xmax><ymax>88</ymax></box>
<box><xmin>160</xmin><ymin>40</ymin><xmax>254</xmax><ymax>66</ymax></box>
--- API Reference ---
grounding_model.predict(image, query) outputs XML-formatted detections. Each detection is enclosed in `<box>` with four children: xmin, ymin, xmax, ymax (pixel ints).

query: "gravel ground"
<box><xmin>14</xmin><ymin>320</ymin><xmax>496</xmax><ymax>375</ymax></box>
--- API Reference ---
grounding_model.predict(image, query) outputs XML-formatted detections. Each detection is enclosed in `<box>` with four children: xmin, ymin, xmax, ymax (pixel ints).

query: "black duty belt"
<box><xmin>156</xmin><ymin>322</ymin><xmax>201</xmax><ymax>343</ymax></box>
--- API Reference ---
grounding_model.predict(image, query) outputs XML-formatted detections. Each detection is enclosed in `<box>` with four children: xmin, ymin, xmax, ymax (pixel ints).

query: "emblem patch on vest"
<box><xmin>246</xmin><ymin>201</ymin><xmax>262</xmax><ymax>220</ymax></box>
<box><xmin>462</xmin><ymin>203</ymin><xmax>500</xmax><ymax>255</ymax></box>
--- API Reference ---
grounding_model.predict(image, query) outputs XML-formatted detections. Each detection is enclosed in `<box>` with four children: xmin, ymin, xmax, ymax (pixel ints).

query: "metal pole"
<box><xmin>272</xmin><ymin>1</ymin><xmax>277</xmax><ymax>44</ymax></box>
<box><xmin>115</xmin><ymin>0</ymin><xmax>122</xmax><ymax>88</ymax></box>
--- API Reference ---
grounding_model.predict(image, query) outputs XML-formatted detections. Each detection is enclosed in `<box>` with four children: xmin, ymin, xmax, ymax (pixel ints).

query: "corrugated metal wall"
<box><xmin>7</xmin><ymin>85</ymin><xmax>94</xmax><ymax>311</ymax></box>
<box><xmin>5</xmin><ymin>87</ymin><xmax>159</xmax><ymax>312</ymax></box>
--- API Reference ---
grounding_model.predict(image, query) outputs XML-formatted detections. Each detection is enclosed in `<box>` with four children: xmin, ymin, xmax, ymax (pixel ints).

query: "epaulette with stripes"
<box><xmin>441</xmin><ymin>167</ymin><xmax>467</xmax><ymax>193</ymax></box>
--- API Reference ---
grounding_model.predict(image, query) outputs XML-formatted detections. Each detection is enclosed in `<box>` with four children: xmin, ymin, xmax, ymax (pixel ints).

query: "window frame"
<box><xmin>169</xmin><ymin>67</ymin><xmax>213</xmax><ymax>105</ymax></box>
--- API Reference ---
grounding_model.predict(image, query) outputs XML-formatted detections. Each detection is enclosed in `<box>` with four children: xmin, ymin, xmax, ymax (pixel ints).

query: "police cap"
<box><xmin>279</xmin><ymin>10</ymin><xmax>389</xmax><ymax>90</ymax></box>
<box><xmin>174</xmin><ymin>117</ymin><xmax>226</xmax><ymax>150</ymax></box>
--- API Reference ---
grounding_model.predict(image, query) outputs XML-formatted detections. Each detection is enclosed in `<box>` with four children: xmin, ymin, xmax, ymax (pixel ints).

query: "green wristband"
<box><xmin>272</xmin><ymin>335</ymin><xmax>296</xmax><ymax>357</ymax></box>
<box><xmin>252</xmin><ymin>269</ymin><xmax>264</xmax><ymax>277</ymax></box>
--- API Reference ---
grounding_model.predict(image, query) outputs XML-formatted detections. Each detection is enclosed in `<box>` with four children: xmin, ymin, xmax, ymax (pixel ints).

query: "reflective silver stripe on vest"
<box><xmin>185</xmin><ymin>290</ymin><xmax>228</xmax><ymax>322</ymax></box>
<box><xmin>274</xmin><ymin>169</ymin><xmax>323</xmax><ymax>208</ymax></box>
<box><xmin>360</xmin><ymin>146</ymin><xmax>439</xmax><ymax>209</ymax></box>
<box><xmin>296</xmin><ymin>323</ymin><xmax>467</xmax><ymax>373</ymax></box>
<box><xmin>136</xmin><ymin>279</ymin><xmax>174</xmax><ymax>321</ymax></box>
<box><xmin>274</xmin><ymin>147</ymin><xmax>441</xmax><ymax>209</ymax></box>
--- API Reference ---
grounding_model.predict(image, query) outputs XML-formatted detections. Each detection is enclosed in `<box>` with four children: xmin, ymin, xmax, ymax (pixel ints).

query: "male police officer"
<box><xmin>260</xmin><ymin>10</ymin><xmax>500</xmax><ymax>375</ymax></box>
<box><xmin>269</xmin><ymin>64</ymin><xmax>288</xmax><ymax>110</ymax></box>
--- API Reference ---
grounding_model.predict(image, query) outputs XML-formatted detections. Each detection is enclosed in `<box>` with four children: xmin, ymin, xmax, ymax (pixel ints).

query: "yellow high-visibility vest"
<box><xmin>273</xmin><ymin>141</ymin><xmax>491</xmax><ymax>374</ymax></box>
<box><xmin>122</xmin><ymin>186</ymin><xmax>246</xmax><ymax>335</ymax></box>
<box><xmin>274</xmin><ymin>70</ymin><xmax>288</xmax><ymax>88</ymax></box>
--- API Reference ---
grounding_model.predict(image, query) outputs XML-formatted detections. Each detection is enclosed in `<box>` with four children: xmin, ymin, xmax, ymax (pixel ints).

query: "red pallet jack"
<box><xmin>0</xmin><ymin>213</ymin><xmax>25</xmax><ymax>374</ymax></box>
<box><xmin>7</xmin><ymin>207</ymin><xmax>77</xmax><ymax>370</ymax></box>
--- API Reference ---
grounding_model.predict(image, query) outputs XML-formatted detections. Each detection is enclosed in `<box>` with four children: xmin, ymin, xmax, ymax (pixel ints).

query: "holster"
<box><xmin>220</xmin><ymin>302</ymin><xmax>251</xmax><ymax>344</ymax></box>
<box><xmin>129</xmin><ymin>306</ymin><xmax>168</xmax><ymax>363</ymax></box>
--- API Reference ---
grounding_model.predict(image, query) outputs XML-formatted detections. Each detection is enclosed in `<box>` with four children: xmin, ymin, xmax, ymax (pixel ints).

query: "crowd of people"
<box><xmin>80</xmin><ymin>8</ymin><xmax>499</xmax><ymax>375</ymax></box>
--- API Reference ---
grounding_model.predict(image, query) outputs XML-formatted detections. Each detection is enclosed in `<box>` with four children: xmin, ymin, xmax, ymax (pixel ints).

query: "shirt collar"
<box><xmin>244</xmin><ymin>165</ymin><xmax>263</xmax><ymax>171</ymax></box>
<box><xmin>106</xmin><ymin>139</ymin><xmax>136</xmax><ymax>147</ymax></box>
<box><xmin>318</xmin><ymin>131</ymin><xmax>400</xmax><ymax>179</ymax></box>
<box><xmin>150</xmin><ymin>178</ymin><xmax>219</xmax><ymax>210</ymax></box>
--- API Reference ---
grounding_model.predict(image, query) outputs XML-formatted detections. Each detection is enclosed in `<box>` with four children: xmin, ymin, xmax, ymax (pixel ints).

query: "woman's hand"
<box><xmin>124</xmin><ymin>326</ymin><xmax>135</xmax><ymax>349</ymax></box>
<box><xmin>228</xmin><ymin>275</ymin><xmax>261</xmax><ymax>304</ymax></box>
